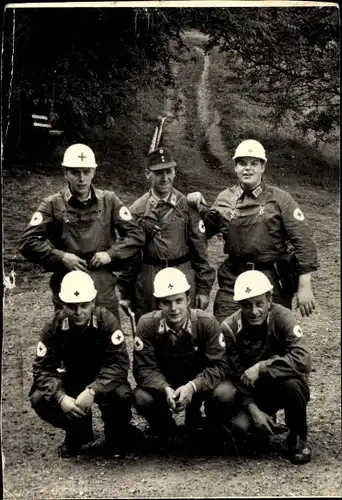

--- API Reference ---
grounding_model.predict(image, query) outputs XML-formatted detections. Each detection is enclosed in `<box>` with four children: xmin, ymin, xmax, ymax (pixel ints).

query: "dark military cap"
<box><xmin>146</xmin><ymin>147</ymin><xmax>177</xmax><ymax>171</ymax></box>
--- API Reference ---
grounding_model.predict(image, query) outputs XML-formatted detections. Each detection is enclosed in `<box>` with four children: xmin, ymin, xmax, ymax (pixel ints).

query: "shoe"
<box><xmin>102</xmin><ymin>439</ymin><xmax>126</xmax><ymax>458</ymax></box>
<box><xmin>286</xmin><ymin>434</ymin><xmax>312</xmax><ymax>464</ymax></box>
<box><xmin>59</xmin><ymin>436</ymin><xmax>82</xmax><ymax>458</ymax></box>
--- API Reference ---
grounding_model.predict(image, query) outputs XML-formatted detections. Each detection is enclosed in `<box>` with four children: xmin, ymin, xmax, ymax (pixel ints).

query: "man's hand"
<box><xmin>248</xmin><ymin>404</ymin><xmax>276</xmax><ymax>435</ymax></box>
<box><xmin>296</xmin><ymin>275</ymin><xmax>315</xmax><ymax>317</ymax></box>
<box><xmin>241</xmin><ymin>362</ymin><xmax>260</xmax><ymax>388</ymax></box>
<box><xmin>195</xmin><ymin>293</ymin><xmax>210</xmax><ymax>310</ymax></box>
<box><xmin>89</xmin><ymin>251</ymin><xmax>111</xmax><ymax>269</ymax></box>
<box><xmin>60</xmin><ymin>395</ymin><xmax>87</xmax><ymax>419</ymax></box>
<box><xmin>164</xmin><ymin>386</ymin><xmax>177</xmax><ymax>411</ymax></box>
<box><xmin>172</xmin><ymin>382</ymin><xmax>195</xmax><ymax>411</ymax></box>
<box><xmin>186</xmin><ymin>192</ymin><xmax>207</xmax><ymax>210</ymax></box>
<box><xmin>75</xmin><ymin>388</ymin><xmax>95</xmax><ymax>412</ymax></box>
<box><xmin>61</xmin><ymin>252</ymin><xmax>88</xmax><ymax>271</ymax></box>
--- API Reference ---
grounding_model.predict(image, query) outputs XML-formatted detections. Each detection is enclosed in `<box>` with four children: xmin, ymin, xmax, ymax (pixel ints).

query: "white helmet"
<box><xmin>62</xmin><ymin>144</ymin><xmax>97</xmax><ymax>168</ymax></box>
<box><xmin>153</xmin><ymin>267</ymin><xmax>191</xmax><ymax>298</ymax></box>
<box><xmin>232</xmin><ymin>140</ymin><xmax>267</xmax><ymax>162</ymax></box>
<box><xmin>234</xmin><ymin>270</ymin><xmax>273</xmax><ymax>301</ymax></box>
<box><xmin>59</xmin><ymin>271</ymin><xmax>97</xmax><ymax>303</ymax></box>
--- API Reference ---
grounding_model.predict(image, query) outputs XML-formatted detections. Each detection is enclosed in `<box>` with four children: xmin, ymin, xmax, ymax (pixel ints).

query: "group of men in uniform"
<box><xmin>20</xmin><ymin>140</ymin><xmax>318</xmax><ymax>465</ymax></box>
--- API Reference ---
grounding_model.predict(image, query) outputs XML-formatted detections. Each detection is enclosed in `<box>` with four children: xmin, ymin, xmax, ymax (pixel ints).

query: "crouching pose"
<box><xmin>29</xmin><ymin>271</ymin><xmax>133</xmax><ymax>458</ymax></box>
<box><xmin>221</xmin><ymin>270</ymin><xmax>312</xmax><ymax>464</ymax></box>
<box><xmin>133</xmin><ymin>267</ymin><xmax>229</xmax><ymax>444</ymax></box>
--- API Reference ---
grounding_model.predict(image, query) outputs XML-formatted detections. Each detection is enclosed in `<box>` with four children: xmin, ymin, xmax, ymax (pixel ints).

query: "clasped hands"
<box><xmin>61</xmin><ymin>251</ymin><xmax>111</xmax><ymax>271</ymax></box>
<box><xmin>60</xmin><ymin>388</ymin><xmax>94</xmax><ymax>419</ymax></box>
<box><xmin>165</xmin><ymin>382</ymin><xmax>195</xmax><ymax>412</ymax></box>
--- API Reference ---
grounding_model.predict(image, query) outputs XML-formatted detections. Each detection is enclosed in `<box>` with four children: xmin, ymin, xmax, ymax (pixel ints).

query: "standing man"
<box><xmin>220</xmin><ymin>270</ymin><xmax>312</xmax><ymax>464</ymax></box>
<box><xmin>20</xmin><ymin>143</ymin><xmax>145</xmax><ymax>318</ymax></box>
<box><xmin>133</xmin><ymin>267</ymin><xmax>229</xmax><ymax>443</ymax></box>
<box><xmin>117</xmin><ymin>147</ymin><xmax>215</xmax><ymax>322</ymax></box>
<box><xmin>29</xmin><ymin>271</ymin><xmax>133</xmax><ymax>458</ymax></box>
<box><xmin>187</xmin><ymin>139</ymin><xmax>319</xmax><ymax>323</ymax></box>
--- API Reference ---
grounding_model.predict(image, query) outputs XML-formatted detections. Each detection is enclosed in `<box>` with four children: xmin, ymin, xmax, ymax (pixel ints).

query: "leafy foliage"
<box><xmin>199</xmin><ymin>7</ymin><xmax>340</xmax><ymax>142</ymax></box>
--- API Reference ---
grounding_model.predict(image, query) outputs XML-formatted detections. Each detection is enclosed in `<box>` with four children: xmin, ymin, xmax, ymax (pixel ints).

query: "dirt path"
<box><xmin>2</xmin><ymin>32</ymin><xmax>341</xmax><ymax>499</ymax></box>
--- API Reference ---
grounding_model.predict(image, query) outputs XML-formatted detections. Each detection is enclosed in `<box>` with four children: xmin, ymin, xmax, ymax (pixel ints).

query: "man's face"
<box><xmin>234</xmin><ymin>157</ymin><xmax>265</xmax><ymax>191</ymax></box>
<box><xmin>145</xmin><ymin>167</ymin><xmax>176</xmax><ymax>198</ymax></box>
<box><xmin>240</xmin><ymin>293</ymin><xmax>271</xmax><ymax>326</ymax></box>
<box><xmin>159</xmin><ymin>292</ymin><xmax>190</xmax><ymax>330</ymax></box>
<box><xmin>62</xmin><ymin>300</ymin><xmax>94</xmax><ymax>327</ymax></box>
<box><xmin>64</xmin><ymin>168</ymin><xmax>95</xmax><ymax>198</ymax></box>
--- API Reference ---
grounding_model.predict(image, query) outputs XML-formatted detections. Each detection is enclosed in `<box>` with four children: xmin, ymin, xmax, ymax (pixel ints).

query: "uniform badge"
<box><xmin>134</xmin><ymin>337</ymin><xmax>144</xmax><ymax>351</ymax></box>
<box><xmin>293</xmin><ymin>325</ymin><xmax>303</xmax><ymax>338</ymax></box>
<box><xmin>29</xmin><ymin>212</ymin><xmax>43</xmax><ymax>226</ymax></box>
<box><xmin>119</xmin><ymin>206</ymin><xmax>132</xmax><ymax>221</ymax></box>
<box><xmin>37</xmin><ymin>341</ymin><xmax>47</xmax><ymax>357</ymax></box>
<box><xmin>198</xmin><ymin>220</ymin><xmax>206</xmax><ymax>233</ymax></box>
<box><xmin>111</xmin><ymin>330</ymin><xmax>124</xmax><ymax>345</ymax></box>
<box><xmin>293</xmin><ymin>208</ymin><xmax>305</xmax><ymax>221</ymax></box>
<box><xmin>219</xmin><ymin>332</ymin><xmax>226</xmax><ymax>347</ymax></box>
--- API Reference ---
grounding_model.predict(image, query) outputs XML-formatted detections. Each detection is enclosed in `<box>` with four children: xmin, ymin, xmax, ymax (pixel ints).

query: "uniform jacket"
<box><xmin>221</xmin><ymin>303</ymin><xmax>312</xmax><ymax>406</ymax></box>
<box><xmin>117</xmin><ymin>188</ymin><xmax>215</xmax><ymax>297</ymax></box>
<box><xmin>19</xmin><ymin>185</ymin><xmax>145</xmax><ymax>271</ymax></box>
<box><xmin>30</xmin><ymin>307</ymin><xmax>129</xmax><ymax>403</ymax></box>
<box><xmin>133</xmin><ymin>308</ymin><xmax>227</xmax><ymax>393</ymax></box>
<box><xmin>199</xmin><ymin>181</ymin><xmax>318</xmax><ymax>274</ymax></box>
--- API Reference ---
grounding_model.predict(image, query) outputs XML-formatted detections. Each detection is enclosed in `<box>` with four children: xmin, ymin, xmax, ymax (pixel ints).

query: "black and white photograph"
<box><xmin>1</xmin><ymin>1</ymin><xmax>340</xmax><ymax>498</ymax></box>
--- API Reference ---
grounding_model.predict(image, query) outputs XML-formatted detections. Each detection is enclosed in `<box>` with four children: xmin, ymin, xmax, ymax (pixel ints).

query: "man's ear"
<box><xmin>145</xmin><ymin>169</ymin><xmax>152</xmax><ymax>181</ymax></box>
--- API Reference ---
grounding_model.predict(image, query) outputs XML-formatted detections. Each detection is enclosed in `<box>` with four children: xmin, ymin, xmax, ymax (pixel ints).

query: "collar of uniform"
<box><xmin>158</xmin><ymin>314</ymin><xmax>192</xmax><ymax>335</ymax></box>
<box><xmin>237</xmin><ymin>181</ymin><xmax>265</xmax><ymax>199</ymax></box>
<box><xmin>61</xmin><ymin>315</ymin><xmax>97</xmax><ymax>330</ymax></box>
<box><xmin>149</xmin><ymin>189</ymin><xmax>177</xmax><ymax>208</ymax></box>
<box><xmin>64</xmin><ymin>184</ymin><xmax>98</xmax><ymax>202</ymax></box>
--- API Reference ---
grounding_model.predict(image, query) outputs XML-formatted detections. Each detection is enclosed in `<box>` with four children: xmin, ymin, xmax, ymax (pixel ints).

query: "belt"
<box><xmin>143</xmin><ymin>253</ymin><xmax>191</xmax><ymax>268</ymax></box>
<box><xmin>229</xmin><ymin>258</ymin><xmax>276</xmax><ymax>272</ymax></box>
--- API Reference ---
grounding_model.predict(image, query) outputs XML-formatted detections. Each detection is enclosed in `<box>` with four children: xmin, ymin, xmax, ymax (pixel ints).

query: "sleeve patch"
<box><xmin>134</xmin><ymin>337</ymin><xmax>144</xmax><ymax>351</ymax></box>
<box><xmin>219</xmin><ymin>332</ymin><xmax>226</xmax><ymax>347</ymax></box>
<box><xmin>37</xmin><ymin>341</ymin><xmax>47</xmax><ymax>357</ymax></box>
<box><xmin>293</xmin><ymin>208</ymin><xmax>305</xmax><ymax>221</ymax></box>
<box><xmin>111</xmin><ymin>330</ymin><xmax>125</xmax><ymax>345</ymax></box>
<box><xmin>198</xmin><ymin>219</ymin><xmax>206</xmax><ymax>233</ymax></box>
<box><xmin>293</xmin><ymin>325</ymin><xmax>303</xmax><ymax>338</ymax></box>
<box><xmin>119</xmin><ymin>206</ymin><xmax>133</xmax><ymax>221</ymax></box>
<box><xmin>30</xmin><ymin>212</ymin><xmax>43</xmax><ymax>226</ymax></box>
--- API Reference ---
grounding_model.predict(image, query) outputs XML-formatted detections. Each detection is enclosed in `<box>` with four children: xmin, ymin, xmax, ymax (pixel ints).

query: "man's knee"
<box><xmin>134</xmin><ymin>387</ymin><xmax>155</xmax><ymax>410</ymax></box>
<box><xmin>232</xmin><ymin>410</ymin><xmax>252</xmax><ymax>434</ymax></box>
<box><xmin>212</xmin><ymin>380</ymin><xmax>237</xmax><ymax>406</ymax></box>
<box><xmin>99</xmin><ymin>382</ymin><xmax>132</xmax><ymax>407</ymax></box>
<box><xmin>29</xmin><ymin>389</ymin><xmax>66</xmax><ymax>428</ymax></box>
<box><xmin>278</xmin><ymin>378</ymin><xmax>310</xmax><ymax>406</ymax></box>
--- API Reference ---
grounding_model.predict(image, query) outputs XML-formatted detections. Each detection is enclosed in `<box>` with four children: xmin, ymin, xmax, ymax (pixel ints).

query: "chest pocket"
<box><xmin>53</xmin><ymin>196</ymin><xmax>105</xmax><ymax>255</ymax></box>
<box><xmin>61</xmin><ymin>331</ymin><xmax>102</xmax><ymax>376</ymax></box>
<box><xmin>143</xmin><ymin>201</ymin><xmax>189</xmax><ymax>259</ymax></box>
<box><xmin>227</xmin><ymin>195</ymin><xmax>274</xmax><ymax>258</ymax></box>
<box><xmin>157</xmin><ymin>332</ymin><xmax>202</xmax><ymax>386</ymax></box>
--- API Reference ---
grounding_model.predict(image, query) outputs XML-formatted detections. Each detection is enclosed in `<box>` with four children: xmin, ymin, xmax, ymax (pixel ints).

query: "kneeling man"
<box><xmin>221</xmin><ymin>270</ymin><xmax>312</xmax><ymax>464</ymax></box>
<box><xmin>133</xmin><ymin>267</ymin><xmax>228</xmax><ymax>443</ymax></box>
<box><xmin>29</xmin><ymin>270</ymin><xmax>133</xmax><ymax>457</ymax></box>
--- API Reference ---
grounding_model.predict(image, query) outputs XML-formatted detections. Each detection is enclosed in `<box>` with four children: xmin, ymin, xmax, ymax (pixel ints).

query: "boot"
<box><xmin>286</xmin><ymin>433</ymin><xmax>312</xmax><ymax>464</ymax></box>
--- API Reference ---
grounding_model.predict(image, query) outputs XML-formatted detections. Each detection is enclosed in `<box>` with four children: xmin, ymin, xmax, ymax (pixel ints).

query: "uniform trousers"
<box><xmin>220</xmin><ymin>377</ymin><xmax>310</xmax><ymax>440</ymax></box>
<box><xmin>30</xmin><ymin>380</ymin><xmax>132</xmax><ymax>444</ymax></box>
<box><xmin>134</xmin><ymin>381</ymin><xmax>234</xmax><ymax>435</ymax></box>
